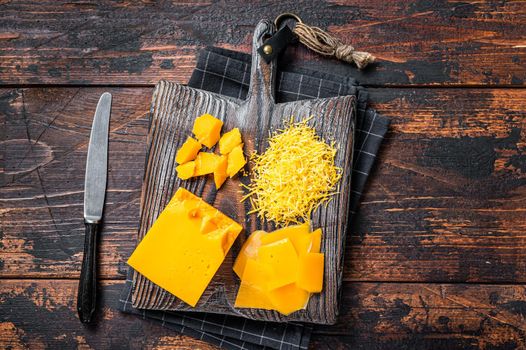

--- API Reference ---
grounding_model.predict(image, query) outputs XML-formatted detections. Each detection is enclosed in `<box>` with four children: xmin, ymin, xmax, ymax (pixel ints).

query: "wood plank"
<box><xmin>0</xmin><ymin>1</ymin><xmax>525</xmax><ymax>86</ymax></box>
<box><xmin>1</xmin><ymin>87</ymin><xmax>524</xmax><ymax>283</ymax></box>
<box><xmin>1</xmin><ymin>280</ymin><xmax>525</xmax><ymax>349</ymax></box>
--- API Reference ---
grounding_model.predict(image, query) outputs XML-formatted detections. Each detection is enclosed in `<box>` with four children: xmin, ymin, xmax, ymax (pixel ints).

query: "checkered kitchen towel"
<box><xmin>119</xmin><ymin>46</ymin><xmax>390</xmax><ymax>350</ymax></box>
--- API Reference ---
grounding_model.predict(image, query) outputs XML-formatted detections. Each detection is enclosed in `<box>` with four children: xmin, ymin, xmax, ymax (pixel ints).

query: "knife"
<box><xmin>77</xmin><ymin>92</ymin><xmax>112</xmax><ymax>324</ymax></box>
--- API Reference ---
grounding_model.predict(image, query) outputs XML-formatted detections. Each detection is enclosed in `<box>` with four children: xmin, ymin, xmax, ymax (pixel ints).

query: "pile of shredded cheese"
<box><xmin>242</xmin><ymin>118</ymin><xmax>342</xmax><ymax>226</ymax></box>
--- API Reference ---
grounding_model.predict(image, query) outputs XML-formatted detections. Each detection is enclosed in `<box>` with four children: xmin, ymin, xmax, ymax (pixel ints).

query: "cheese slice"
<box><xmin>258</xmin><ymin>238</ymin><xmax>298</xmax><ymax>290</ymax></box>
<box><xmin>127</xmin><ymin>187</ymin><xmax>243</xmax><ymax>307</ymax></box>
<box><xmin>297</xmin><ymin>253</ymin><xmax>324</xmax><ymax>292</ymax></box>
<box><xmin>233</xmin><ymin>230</ymin><xmax>265</xmax><ymax>278</ymax></box>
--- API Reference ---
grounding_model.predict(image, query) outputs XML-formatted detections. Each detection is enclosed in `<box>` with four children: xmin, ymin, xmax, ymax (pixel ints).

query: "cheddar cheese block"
<box><xmin>127</xmin><ymin>187</ymin><xmax>243</xmax><ymax>307</ymax></box>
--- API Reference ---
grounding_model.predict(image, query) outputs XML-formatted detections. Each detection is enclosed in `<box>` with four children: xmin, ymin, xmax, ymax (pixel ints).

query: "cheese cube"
<box><xmin>175</xmin><ymin>137</ymin><xmax>201</xmax><ymax>164</ymax></box>
<box><xmin>213</xmin><ymin>155</ymin><xmax>228</xmax><ymax>189</ymax></box>
<box><xmin>226</xmin><ymin>144</ymin><xmax>246</xmax><ymax>177</ymax></box>
<box><xmin>127</xmin><ymin>187</ymin><xmax>243</xmax><ymax>307</ymax></box>
<box><xmin>297</xmin><ymin>253</ymin><xmax>324</xmax><ymax>292</ymax></box>
<box><xmin>219</xmin><ymin>128</ymin><xmax>242</xmax><ymax>155</ymax></box>
<box><xmin>194</xmin><ymin>152</ymin><xmax>221</xmax><ymax>176</ymax></box>
<box><xmin>192</xmin><ymin>114</ymin><xmax>223</xmax><ymax>148</ymax></box>
<box><xmin>176</xmin><ymin>161</ymin><xmax>196</xmax><ymax>180</ymax></box>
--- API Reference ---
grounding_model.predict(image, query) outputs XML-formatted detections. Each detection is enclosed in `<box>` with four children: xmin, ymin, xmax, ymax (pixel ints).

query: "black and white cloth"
<box><xmin>118</xmin><ymin>46</ymin><xmax>390</xmax><ymax>350</ymax></box>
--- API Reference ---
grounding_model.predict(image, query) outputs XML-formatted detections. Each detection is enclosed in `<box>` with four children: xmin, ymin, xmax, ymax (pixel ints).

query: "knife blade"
<box><xmin>77</xmin><ymin>92</ymin><xmax>112</xmax><ymax>324</ymax></box>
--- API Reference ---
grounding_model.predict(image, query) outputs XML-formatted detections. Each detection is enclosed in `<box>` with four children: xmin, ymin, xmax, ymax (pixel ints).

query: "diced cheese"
<box><xmin>176</xmin><ymin>161</ymin><xmax>195</xmax><ymax>180</ymax></box>
<box><xmin>268</xmin><ymin>284</ymin><xmax>310</xmax><ymax>316</ymax></box>
<box><xmin>233</xmin><ymin>230</ymin><xmax>265</xmax><ymax>278</ymax></box>
<box><xmin>175</xmin><ymin>137</ymin><xmax>201</xmax><ymax>164</ymax></box>
<box><xmin>127</xmin><ymin>187</ymin><xmax>243</xmax><ymax>307</ymax></box>
<box><xmin>297</xmin><ymin>253</ymin><xmax>324</xmax><ymax>292</ymax></box>
<box><xmin>194</xmin><ymin>152</ymin><xmax>220</xmax><ymax>176</ymax></box>
<box><xmin>257</xmin><ymin>238</ymin><xmax>298</xmax><ymax>290</ymax></box>
<box><xmin>192</xmin><ymin>113</ymin><xmax>223</xmax><ymax>148</ymax></box>
<box><xmin>226</xmin><ymin>144</ymin><xmax>246</xmax><ymax>178</ymax></box>
<box><xmin>213</xmin><ymin>155</ymin><xmax>228</xmax><ymax>190</ymax></box>
<box><xmin>219</xmin><ymin>128</ymin><xmax>242</xmax><ymax>155</ymax></box>
<box><xmin>295</xmin><ymin>228</ymin><xmax>322</xmax><ymax>255</ymax></box>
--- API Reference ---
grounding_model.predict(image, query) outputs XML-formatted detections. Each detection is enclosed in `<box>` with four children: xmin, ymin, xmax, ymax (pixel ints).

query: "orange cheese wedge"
<box><xmin>127</xmin><ymin>187</ymin><xmax>243</xmax><ymax>307</ymax></box>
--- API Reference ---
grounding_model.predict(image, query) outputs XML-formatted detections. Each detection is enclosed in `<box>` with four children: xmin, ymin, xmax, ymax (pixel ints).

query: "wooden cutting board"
<box><xmin>131</xmin><ymin>20</ymin><xmax>355</xmax><ymax>325</ymax></box>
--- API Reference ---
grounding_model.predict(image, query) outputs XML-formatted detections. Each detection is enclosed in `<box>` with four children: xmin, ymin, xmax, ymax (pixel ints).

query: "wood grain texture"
<box><xmin>1</xmin><ymin>280</ymin><xmax>525</xmax><ymax>349</ymax></box>
<box><xmin>0</xmin><ymin>0</ymin><xmax>525</xmax><ymax>86</ymax></box>
<box><xmin>130</xmin><ymin>20</ymin><xmax>355</xmax><ymax>324</ymax></box>
<box><xmin>1</xmin><ymin>87</ymin><xmax>524</xmax><ymax>284</ymax></box>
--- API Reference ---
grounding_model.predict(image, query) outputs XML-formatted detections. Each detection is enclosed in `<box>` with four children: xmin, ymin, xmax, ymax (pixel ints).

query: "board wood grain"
<box><xmin>130</xmin><ymin>20</ymin><xmax>355</xmax><ymax>324</ymax></box>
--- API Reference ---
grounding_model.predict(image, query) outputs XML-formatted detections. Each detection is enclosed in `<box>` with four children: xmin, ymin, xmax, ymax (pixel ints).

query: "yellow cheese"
<box><xmin>258</xmin><ymin>238</ymin><xmax>298</xmax><ymax>290</ymax></box>
<box><xmin>175</xmin><ymin>137</ymin><xmax>201</xmax><ymax>164</ymax></box>
<box><xmin>226</xmin><ymin>144</ymin><xmax>246</xmax><ymax>178</ymax></box>
<box><xmin>260</xmin><ymin>223</ymin><xmax>310</xmax><ymax>254</ymax></box>
<box><xmin>295</xmin><ymin>227</ymin><xmax>322</xmax><ymax>255</ymax></box>
<box><xmin>192</xmin><ymin>114</ymin><xmax>223</xmax><ymax>148</ymax></box>
<box><xmin>241</xmin><ymin>258</ymin><xmax>272</xmax><ymax>289</ymax></box>
<box><xmin>234</xmin><ymin>283</ymin><xmax>274</xmax><ymax>310</ymax></box>
<box><xmin>233</xmin><ymin>230</ymin><xmax>265</xmax><ymax>278</ymax></box>
<box><xmin>296</xmin><ymin>253</ymin><xmax>324</xmax><ymax>292</ymax></box>
<box><xmin>219</xmin><ymin>128</ymin><xmax>242</xmax><ymax>155</ymax></box>
<box><xmin>194</xmin><ymin>152</ymin><xmax>220</xmax><ymax>176</ymax></box>
<box><xmin>309</xmin><ymin>228</ymin><xmax>322</xmax><ymax>253</ymax></box>
<box><xmin>213</xmin><ymin>155</ymin><xmax>228</xmax><ymax>190</ymax></box>
<box><xmin>268</xmin><ymin>284</ymin><xmax>310</xmax><ymax>316</ymax></box>
<box><xmin>243</xmin><ymin>118</ymin><xmax>342</xmax><ymax>226</ymax></box>
<box><xmin>176</xmin><ymin>161</ymin><xmax>195</xmax><ymax>180</ymax></box>
<box><xmin>233</xmin><ymin>225</ymin><xmax>324</xmax><ymax>315</ymax></box>
<box><xmin>127</xmin><ymin>187</ymin><xmax>242</xmax><ymax>307</ymax></box>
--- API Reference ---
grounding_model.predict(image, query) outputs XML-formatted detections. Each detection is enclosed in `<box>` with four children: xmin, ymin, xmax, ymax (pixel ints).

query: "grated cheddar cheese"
<box><xmin>242</xmin><ymin>118</ymin><xmax>341</xmax><ymax>226</ymax></box>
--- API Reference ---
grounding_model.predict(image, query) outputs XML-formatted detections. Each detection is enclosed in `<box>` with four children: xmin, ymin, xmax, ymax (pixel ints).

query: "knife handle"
<box><xmin>77</xmin><ymin>220</ymin><xmax>99</xmax><ymax>324</ymax></box>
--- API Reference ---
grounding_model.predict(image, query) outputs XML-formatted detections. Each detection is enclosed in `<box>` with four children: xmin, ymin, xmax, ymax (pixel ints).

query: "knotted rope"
<box><xmin>293</xmin><ymin>22</ymin><xmax>375</xmax><ymax>69</ymax></box>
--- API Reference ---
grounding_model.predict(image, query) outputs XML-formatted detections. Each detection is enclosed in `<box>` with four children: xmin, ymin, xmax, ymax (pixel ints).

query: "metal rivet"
<box><xmin>263</xmin><ymin>45</ymin><xmax>273</xmax><ymax>55</ymax></box>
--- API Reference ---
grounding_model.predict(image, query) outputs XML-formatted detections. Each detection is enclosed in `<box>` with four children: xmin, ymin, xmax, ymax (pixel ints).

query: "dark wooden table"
<box><xmin>1</xmin><ymin>1</ymin><xmax>525</xmax><ymax>349</ymax></box>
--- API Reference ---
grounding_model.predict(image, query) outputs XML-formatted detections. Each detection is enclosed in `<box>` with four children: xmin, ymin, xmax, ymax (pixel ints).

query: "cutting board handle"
<box><xmin>247</xmin><ymin>20</ymin><xmax>277</xmax><ymax>104</ymax></box>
